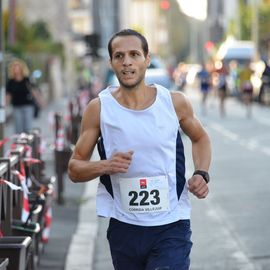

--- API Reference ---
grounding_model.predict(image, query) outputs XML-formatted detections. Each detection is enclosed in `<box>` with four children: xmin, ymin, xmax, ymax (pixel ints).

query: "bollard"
<box><xmin>30</xmin><ymin>128</ymin><xmax>42</xmax><ymax>181</ymax></box>
<box><xmin>54</xmin><ymin>113</ymin><xmax>72</xmax><ymax>204</ymax></box>
<box><xmin>54</xmin><ymin>147</ymin><xmax>72</xmax><ymax>204</ymax></box>
<box><xmin>68</xmin><ymin>100</ymin><xmax>81</xmax><ymax>145</ymax></box>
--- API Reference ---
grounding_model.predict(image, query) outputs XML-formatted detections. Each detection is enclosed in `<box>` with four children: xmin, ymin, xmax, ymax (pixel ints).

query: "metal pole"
<box><xmin>0</xmin><ymin>0</ymin><xmax>6</xmax><ymax>156</ymax></box>
<box><xmin>189</xmin><ymin>18</ymin><xmax>198</xmax><ymax>63</ymax></box>
<box><xmin>8</xmin><ymin>0</ymin><xmax>16</xmax><ymax>45</ymax></box>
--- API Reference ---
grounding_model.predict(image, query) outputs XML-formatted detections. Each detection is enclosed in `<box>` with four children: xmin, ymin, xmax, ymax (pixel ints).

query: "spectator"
<box><xmin>6</xmin><ymin>59</ymin><xmax>43</xmax><ymax>133</ymax></box>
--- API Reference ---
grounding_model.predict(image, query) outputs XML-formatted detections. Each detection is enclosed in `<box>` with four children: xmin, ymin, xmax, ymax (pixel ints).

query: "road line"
<box><xmin>209</xmin><ymin>122</ymin><xmax>270</xmax><ymax>155</ymax></box>
<box><xmin>256</xmin><ymin>118</ymin><xmax>270</xmax><ymax>127</ymax></box>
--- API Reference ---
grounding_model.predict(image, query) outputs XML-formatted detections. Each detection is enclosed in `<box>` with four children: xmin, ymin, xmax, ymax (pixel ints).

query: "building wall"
<box><xmin>92</xmin><ymin>0</ymin><xmax>119</xmax><ymax>51</ymax></box>
<box><xmin>207</xmin><ymin>0</ymin><xmax>225</xmax><ymax>43</ymax></box>
<box><xmin>128</xmin><ymin>0</ymin><xmax>160</xmax><ymax>54</ymax></box>
<box><xmin>15</xmin><ymin>0</ymin><xmax>82</xmax><ymax>97</ymax></box>
<box><xmin>118</xmin><ymin>0</ymin><xmax>130</xmax><ymax>29</ymax></box>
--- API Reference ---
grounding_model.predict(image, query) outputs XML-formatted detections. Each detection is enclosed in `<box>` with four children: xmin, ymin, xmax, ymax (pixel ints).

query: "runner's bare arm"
<box><xmin>68</xmin><ymin>98</ymin><xmax>133</xmax><ymax>182</ymax></box>
<box><xmin>171</xmin><ymin>91</ymin><xmax>211</xmax><ymax>198</ymax></box>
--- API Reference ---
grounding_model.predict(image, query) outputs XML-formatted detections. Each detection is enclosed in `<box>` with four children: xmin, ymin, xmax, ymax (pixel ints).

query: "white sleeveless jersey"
<box><xmin>97</xmin><ymin>84</ymin><xmax>191</xmax><ymax>226</ymax></box>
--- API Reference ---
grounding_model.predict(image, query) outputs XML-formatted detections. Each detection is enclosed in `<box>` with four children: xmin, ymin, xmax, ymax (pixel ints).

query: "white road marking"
<box><xmin>209</xmin><ymin>122</ymin><xmax>270</xmax><ymax>156</ymax></box>
<box><xmin>256</xmin><ymin>118</ymin><xmax>270</xmax><ymax>127</ymax></box>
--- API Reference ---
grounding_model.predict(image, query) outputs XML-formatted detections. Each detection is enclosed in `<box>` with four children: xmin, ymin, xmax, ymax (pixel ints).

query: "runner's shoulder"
<box><xmin>170</xmin><ymin>91</ymin><xmax>190</xmax><ymax>108</ymax></box>
<box><xmin>84</xmin><ymin>97</ymin><xmax>101</xmax><ymax>115</ymax></box>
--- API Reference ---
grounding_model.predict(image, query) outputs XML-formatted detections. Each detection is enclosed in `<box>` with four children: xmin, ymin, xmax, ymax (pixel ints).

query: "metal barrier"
<box><xmin>0</xmin><ymin>258</ymin><xmax>9</xmax><ymax>270</ymax></box>
<box><xmin>0</xmin><ymin>145</ymin><xmax>33</xmax><ymax>270</ymax></box>
<box><xmin>0</xmin><ymin>236</ymin><xmax>32</xmax><ymax>270</ymax></box>
<box><xmin>0</xmin><ymin>129</ymin><xmax>54</xmax><ymax>270</ymax></box>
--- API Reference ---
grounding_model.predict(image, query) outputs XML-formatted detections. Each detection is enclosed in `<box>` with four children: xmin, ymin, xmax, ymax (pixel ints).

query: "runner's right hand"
<box><xmin>104</xmin><ymin>151</ymin><xmax>134</xmax><ymax>174</ymax></box>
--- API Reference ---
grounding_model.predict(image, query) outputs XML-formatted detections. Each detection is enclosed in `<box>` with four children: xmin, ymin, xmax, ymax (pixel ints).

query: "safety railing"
<box><xmin>0</xmin><ymin>129</ymin><xmax>54</xmax><ymax>270</ymax></box>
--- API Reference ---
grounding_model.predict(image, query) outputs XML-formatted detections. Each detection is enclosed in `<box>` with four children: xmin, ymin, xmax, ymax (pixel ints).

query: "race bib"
<box><xmin>119</xmin><ymin>175</ymin><xmax>170</xmax><ymax>213</ymax></box>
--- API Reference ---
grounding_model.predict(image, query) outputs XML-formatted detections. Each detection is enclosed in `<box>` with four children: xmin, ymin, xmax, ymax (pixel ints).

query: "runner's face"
<box><xmin>110</xmin><ymin>36</ymin><xmax>150</xmax><ymax>89</ymax></box>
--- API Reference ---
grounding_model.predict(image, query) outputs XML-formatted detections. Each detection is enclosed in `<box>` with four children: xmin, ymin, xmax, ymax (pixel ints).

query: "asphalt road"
<box><xmin>93</xmin><ymin>89</ymin><xmax>270</xmax><ymax>270</ymax></box>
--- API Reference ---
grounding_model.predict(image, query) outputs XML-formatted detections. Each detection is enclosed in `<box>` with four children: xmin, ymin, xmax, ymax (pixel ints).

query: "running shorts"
<box><xmin>107</xmin><ymin>218</ymin><xmax>193</xmax><ymax>270</ymax></box>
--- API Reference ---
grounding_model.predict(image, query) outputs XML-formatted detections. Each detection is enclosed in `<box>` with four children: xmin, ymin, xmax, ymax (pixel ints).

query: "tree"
<box><xmin>239</xmin><ymin>0</ymin><xmax>252</xmax><ymax>40</ymax></box>
<box><xmin>3</xmin><ymin>12</ymin><xmax>63</xmax><ymax>59</ymax></box>
<box><xmin>258</xmin><ymin>3</ymin><xmax>270</xmax><ymax>57</ymax></box>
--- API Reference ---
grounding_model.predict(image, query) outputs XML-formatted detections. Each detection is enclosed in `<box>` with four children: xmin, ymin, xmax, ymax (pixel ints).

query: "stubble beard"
<box><xmin>118</xmin><ymin>72</ymin><xmax>146</xmax><ymax>90</ymax></box>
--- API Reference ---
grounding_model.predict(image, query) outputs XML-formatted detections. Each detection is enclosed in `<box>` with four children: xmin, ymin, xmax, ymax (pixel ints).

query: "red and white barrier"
<box><xmin>42</xmin><ymin>206</ymin><xmax>52</xmax><ymax>243</ymax></box>
<box><xmin>12</xmin><ymin>169</ymin><xmax>30</xmax><ymax>223</ymax></box>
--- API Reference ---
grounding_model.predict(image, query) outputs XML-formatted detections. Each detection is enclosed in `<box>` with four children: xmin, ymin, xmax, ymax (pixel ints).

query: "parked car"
<box><xmin>216</xmin><ymin>39</ymin><xmax>256</xmax><ymax>67</ymax></box>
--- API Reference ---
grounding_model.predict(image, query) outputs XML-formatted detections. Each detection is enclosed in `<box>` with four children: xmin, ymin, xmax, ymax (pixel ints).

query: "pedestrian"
<box><xmin>68</xmin><ymin>29</ymin><xmax>212</xmax><ymax>270</ymax></box>
<box><xmin>173</xmin><ymin>61</ymin><xmax>187</xmax><ymax>91</ymax></box>
<box><xmin>258</xmin><ymin>60</ymin><xmax>270</xmax><ymax>105</ymax></box>
<box><xmin>227</xmin><ymin>60</ymin><xmax>239</xmax><ymax>97</ymax></box>
<box><xmin>197</xmin><ymin>62</ymin><xmax>212</xmax><ymax>115</ymax></box>
<box><xmin>239</xmin><ymin>61</ymin><xmax>253</xmax><ymax>118</ymax></box>
<box><xmin>6</xmin><ymin>59</ymin><xmax>43</xmax><ymax>133</ymax></box>
<box><xmin>216</xmin><ymin>64</ymin><xmax>228</xmax><ymax>117</ymax></box>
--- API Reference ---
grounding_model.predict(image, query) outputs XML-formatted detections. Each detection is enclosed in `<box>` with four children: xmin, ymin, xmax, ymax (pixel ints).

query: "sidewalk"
<box><xmin>35</xmin><ymin>99</ymin><xmax>98</xmax><ymax>270</ymax></box>
<box><xmin>4</xmin><ymin>98</ymin><xmax>98</xmax><ymax>270</ymax></box>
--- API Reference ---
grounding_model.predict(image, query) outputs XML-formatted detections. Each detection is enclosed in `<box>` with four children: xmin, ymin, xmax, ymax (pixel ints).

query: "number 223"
<box><xmin>128</xmin><ymin>190</ymin><xmax>160</xmax><ymax>206</ymax></box>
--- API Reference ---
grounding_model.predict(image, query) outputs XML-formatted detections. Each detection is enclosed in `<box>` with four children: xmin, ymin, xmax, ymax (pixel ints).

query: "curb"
<box><xmin>64</xmin><ymin>149</ymin><xmax>99</xmax><ymax>270</ymax></box>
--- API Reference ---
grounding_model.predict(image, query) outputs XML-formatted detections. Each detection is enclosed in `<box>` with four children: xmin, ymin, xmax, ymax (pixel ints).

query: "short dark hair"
<box><xmin>108</xmin><ymin>29</ymin><xmax>149</xmax><ymax>59</ymax></box>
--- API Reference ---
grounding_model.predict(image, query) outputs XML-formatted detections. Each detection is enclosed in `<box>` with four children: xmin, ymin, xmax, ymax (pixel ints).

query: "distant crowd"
<box><xmin>172</xmin><ymin>59</ymin><xmax>270</xmax><ymax>118</ymax></box>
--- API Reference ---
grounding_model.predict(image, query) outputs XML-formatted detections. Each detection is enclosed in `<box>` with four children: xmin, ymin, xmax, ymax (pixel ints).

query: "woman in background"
<box><xmin>6</xmin><ymin>59</ymin><xmax>41</xmax><ymax>133</ymax></box>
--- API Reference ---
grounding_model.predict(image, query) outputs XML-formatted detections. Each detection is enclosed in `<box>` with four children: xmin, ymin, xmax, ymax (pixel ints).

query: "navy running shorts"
<box><xmin>107</xmin><ymin>218</ymin><xmax>193</xmax><ymax>270</ymax></box>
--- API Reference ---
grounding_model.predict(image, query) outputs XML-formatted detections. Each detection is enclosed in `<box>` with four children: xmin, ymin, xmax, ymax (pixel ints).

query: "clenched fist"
<box><xmin>188</xmin><ymin>174</ymin><xmax>209</xmax><ymax>199</ymax></box>
<box><xmin>105</xmin><ymin>151</ymin><xmax>134</xmax><ymax>175</ymax></box>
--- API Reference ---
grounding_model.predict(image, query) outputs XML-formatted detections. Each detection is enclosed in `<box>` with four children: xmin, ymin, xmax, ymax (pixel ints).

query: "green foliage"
<box><xmin>227</xmin><ymin>19</ymin><xmax>237</xmax><ymax>37</ymax></box>
<box><xmin>259</xmin><ymin>3</ymin><xmax>270</xmax><ymax>40</ymax></box>
<box><xmin>238</xmin><ymin>1</ymin><xmax>270</xmax><ymax>41</ymax></box>
<box><xmin>31</xmin><ymin>21</ymin><xmax>52</xmax><ymax>40</ymax></box>
<box><xmin>4</xmin><ymin>13</ymin><xmax>63</xmax><ymax>59</ymax></box>
<box><xmin>239</xmin><ymin>0</ymin><xmax>252</xmax><ymax>40</ymax></box>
